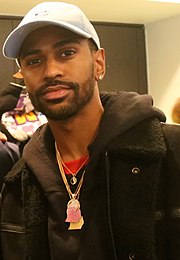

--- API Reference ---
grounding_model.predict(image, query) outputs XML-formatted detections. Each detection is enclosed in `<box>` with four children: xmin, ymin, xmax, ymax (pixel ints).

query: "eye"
<box><xmin>27</xmin><ymin>58</ymin><xmax>42</xmax><ymax>65</ymax></box>
<box><xmin>61</xmin><ymin>50</ymin><xmax>76</xmax><ymax>57</ymax></box>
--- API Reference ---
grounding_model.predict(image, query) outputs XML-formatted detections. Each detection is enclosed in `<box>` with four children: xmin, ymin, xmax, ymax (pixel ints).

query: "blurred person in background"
<box><xmin>172</xmin><ymin>97</ymin><xmax>180</xmax><ymax>124</ymax></box>
<box><xmin>0</xmin><ymin>71</ymin><xmax>47</xmax><ymax>153</ymax></box>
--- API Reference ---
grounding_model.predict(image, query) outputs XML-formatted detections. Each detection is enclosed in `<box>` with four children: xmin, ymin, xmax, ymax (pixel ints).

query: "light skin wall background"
<box><xmin>146</xmin><ymin>14</ymin><xmax>180</xmax><ymax>124</ymax></box>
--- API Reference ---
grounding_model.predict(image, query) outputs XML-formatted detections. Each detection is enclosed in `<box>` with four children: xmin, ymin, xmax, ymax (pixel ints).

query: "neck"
<box><xmin>49</xmin><ymin>93</ymin><xmax>104</xmax><ymax>162</ymax></box>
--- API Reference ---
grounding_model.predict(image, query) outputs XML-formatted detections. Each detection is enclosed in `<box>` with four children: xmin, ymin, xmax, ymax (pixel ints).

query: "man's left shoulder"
<box><xmin>161</xmin><ymin>123</ymin><xmax>180</xmax><ymax>169</ymax></box>
<box><xmin>161</xmin><ymin>122</ymin><xmax>180</xmax><ymax>145</ymax></box>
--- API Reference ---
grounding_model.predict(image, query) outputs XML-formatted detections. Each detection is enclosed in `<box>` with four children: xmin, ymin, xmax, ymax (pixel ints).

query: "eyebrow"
<box><xmin>20</xmin><ymin>37</ymin><xmax>84</xmax><ymax>59</ymax></box>
<box><xmin>54</xmin><ymin>38</ymin><xmax>83</xmax><ymax>49</ymax></box>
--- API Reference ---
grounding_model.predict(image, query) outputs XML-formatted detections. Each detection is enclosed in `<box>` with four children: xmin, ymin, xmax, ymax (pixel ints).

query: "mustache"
<box><xmin>34</xmin><ymin>79</ymin><xmax>78</xmax><ymax>96</ymax></box>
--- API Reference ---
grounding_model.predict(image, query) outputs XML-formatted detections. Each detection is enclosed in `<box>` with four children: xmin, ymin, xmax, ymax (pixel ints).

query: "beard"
<box><xmin>28</xmin><ymin>71</ymin><xmax>95</xmax><ymax>120</ymax></box>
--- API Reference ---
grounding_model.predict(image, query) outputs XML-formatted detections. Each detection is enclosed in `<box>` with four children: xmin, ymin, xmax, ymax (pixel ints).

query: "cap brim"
<box><xmin>3</xmin><ymin>20</ymin><xmax>92</xmax><ymax>59</ymax></box>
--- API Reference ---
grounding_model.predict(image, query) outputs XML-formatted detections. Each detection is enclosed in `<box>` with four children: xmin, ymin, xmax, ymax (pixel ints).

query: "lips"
<box><xmin>41</xmin><ymin>85</ymin><xmax>72</xmax><ymax>100</ymax></box>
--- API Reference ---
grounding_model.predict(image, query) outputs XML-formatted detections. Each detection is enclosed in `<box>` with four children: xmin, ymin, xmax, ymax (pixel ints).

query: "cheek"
<box><xmin>78</xmin><ymin>59</ymin><xmax>95</xmax><ymax>79</ymax></box>
<box><xmin>21</xmin><ymin>71</ymin><xmax>39</xmax><ymax>92</ymax></box>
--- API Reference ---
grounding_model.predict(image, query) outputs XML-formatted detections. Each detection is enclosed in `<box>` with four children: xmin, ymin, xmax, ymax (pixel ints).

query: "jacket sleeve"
<box><xmin>161</xmin><ymin>123</ymin><xmax>180</xmax><ymax>259</ymax></box>
<box><xmin>0</xmin><ymin>141</ymin><xmax>20</xmax><ymax>188</ymax></box>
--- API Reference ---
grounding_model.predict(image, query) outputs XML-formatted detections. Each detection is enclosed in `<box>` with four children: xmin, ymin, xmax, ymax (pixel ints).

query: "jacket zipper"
<box><xmin>105</xmin><ymin>151</ymin><xmax>118</xmax><ymax>260</ymax></box>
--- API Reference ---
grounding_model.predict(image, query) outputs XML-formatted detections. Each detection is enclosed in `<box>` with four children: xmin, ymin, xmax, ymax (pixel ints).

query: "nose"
<box><xmin>44</xmin><ymin>58</ymin><xmax>64</xmax><ymax>79</ymax></box>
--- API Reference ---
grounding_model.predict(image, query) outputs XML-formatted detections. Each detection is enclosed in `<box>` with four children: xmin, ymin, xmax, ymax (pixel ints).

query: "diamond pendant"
<box><xmin>65</xmin><ymin>198</ymin><xmax>81</xmax><ymax>223</ymax></box>
<box><xmin>65</xmin><ymin>198</ymin><xmax>84</xmax><ymax>230</ymax></box>
<box><xmin>70</xmin><ymin>175</ymin><xmax>77</xmax><ymax>185</ymax></box>
<box><xmin>68</xmin><ymin>216</ymin><xmax>84</xmax><ymax>230</ymax></box>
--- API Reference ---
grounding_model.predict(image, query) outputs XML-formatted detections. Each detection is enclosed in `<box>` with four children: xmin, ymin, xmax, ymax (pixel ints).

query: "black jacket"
<box><xmin>0</xmin><ymin>141</ymin><xmax>19</xmax><ymax>188</ymax></box>
<box><xmin>0</xmin><ymin>91</ymin><xmax>180</xmax><ymax>260</ymax></box>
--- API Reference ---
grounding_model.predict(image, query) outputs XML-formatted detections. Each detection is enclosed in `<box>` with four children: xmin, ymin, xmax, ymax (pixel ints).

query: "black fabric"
<box><xmin>0</xmin><ymin>141</ymin><xmax>19</xmax><ymax>188</ymax></box>
<box><xmin>1</xmin><ymin>91</ymin><xmax>180</xmax><ymax>260</ymax></box>
<box><xmin>0</xmin><ymin>84</ymin><xmax>22</xmax><ymax>118</ymax></box>
<box><xmin>22</xmin><ymin>126</ymin><xmax>112</xmax><ymax>260</ymax></box>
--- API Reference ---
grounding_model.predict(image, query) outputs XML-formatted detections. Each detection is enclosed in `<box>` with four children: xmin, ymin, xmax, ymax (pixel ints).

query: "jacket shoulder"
<box><xmin>3</xmin><ymin>157</ymin><xmax>26</xmax><ymax>183</ymax></box>
<box><xmin>161</xmin><ymin>123</ymin><xmax>180</xmax><ymax>168</ymax></box>
<box><xmin>161</xmin><ymin>123</ymin><xmax>180</xmax><ymax>147</ymax></box>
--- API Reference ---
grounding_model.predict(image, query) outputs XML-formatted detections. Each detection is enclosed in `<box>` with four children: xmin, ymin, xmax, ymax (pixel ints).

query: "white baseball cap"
<box><xmin>3</xmin><ymin>2</ymin><xmax>100</xmax><ymax>59</ymax></box>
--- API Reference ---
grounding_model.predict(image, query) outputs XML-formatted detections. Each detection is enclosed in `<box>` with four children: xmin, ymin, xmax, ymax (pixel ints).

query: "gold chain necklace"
<box><xmin>55</xmin><ymin>143</ymin><xmax>86</xmax><ymax>230</ymax></box>
<box><xmin>59</xmin><ymin>154</ymin><xmax>89</xmax><ymax>185</ymax></box>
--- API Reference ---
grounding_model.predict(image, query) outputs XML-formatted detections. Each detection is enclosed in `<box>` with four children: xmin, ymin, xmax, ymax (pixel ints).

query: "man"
<box><xmin>1</xmin><ymin>2</ymin><xmax>180</xmax><ymax>259</ymax></box>
<box><xmin>0</xmin><ymin>131</ymin><xmax>19</xmax><ymax>188</ymax></box>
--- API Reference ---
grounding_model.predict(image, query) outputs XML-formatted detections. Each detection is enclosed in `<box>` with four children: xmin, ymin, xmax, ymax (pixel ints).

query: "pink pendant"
<box><xmin>65</xmin><ymin>199</ymin><xmax>82</xmax><ymax>223</ymax></box>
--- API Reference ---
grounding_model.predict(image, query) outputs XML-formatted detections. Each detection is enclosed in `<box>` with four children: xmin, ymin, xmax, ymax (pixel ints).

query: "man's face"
<box><xmin>19</xmin><ymin>25</ymin><xmax>103</xmax><ymax>120</ymax></box>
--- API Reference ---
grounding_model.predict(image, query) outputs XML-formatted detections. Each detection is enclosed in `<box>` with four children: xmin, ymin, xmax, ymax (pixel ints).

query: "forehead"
<box><xmin>20</xmin><ymin>25</ymin><xmax>86</xmax><ymax>55</ymax></box>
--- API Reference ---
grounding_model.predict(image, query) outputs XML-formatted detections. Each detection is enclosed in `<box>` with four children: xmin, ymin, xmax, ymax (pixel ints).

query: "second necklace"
<box><xmin>55</xmin><ymin>143</ymin><xmax>88</xmax><ymax>230</ymax></box>
<box><xmin>59</xmin><ymin>153</ymin><xmax>89</xmax><ymax>185</ymax></box>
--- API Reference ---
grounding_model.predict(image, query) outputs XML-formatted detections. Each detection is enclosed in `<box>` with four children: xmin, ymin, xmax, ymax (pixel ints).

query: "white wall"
<box><xmin>146</xmin><ymin>15</ymin><xmax>180</xmax><ymax>123</ymax></box>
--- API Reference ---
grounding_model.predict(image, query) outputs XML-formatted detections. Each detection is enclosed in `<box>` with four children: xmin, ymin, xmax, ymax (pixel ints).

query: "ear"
<box><xmin>94</xmin><ymin>48</ymin><xmax>106</xmax><ymax>81</ymax></box>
